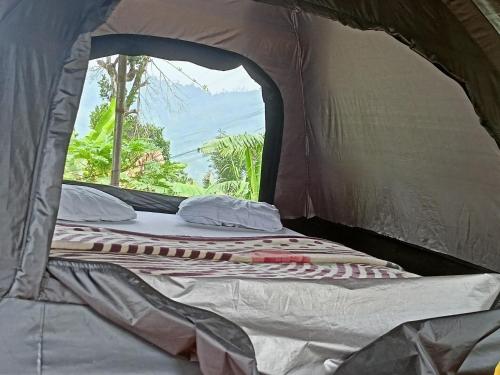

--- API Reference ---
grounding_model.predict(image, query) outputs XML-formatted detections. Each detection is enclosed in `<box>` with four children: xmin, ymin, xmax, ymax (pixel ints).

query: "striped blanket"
<box><xmin>50</xmin><ymin>224</ymin><xmax>417</xmax><ymax>280</ymax></box>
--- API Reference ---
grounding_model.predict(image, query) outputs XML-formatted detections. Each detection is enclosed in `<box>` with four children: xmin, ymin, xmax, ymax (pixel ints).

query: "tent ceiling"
<box><xmin>256</xmin><ymin>0</ymin><xmax>500</xmax><ymax>148</ymax></box>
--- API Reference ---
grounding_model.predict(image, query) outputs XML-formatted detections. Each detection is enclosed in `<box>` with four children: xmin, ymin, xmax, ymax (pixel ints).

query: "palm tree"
<box><xmin>200</xmin><ymin>133</ymin><xmax>264</xmax><ymax>200</ymax></box>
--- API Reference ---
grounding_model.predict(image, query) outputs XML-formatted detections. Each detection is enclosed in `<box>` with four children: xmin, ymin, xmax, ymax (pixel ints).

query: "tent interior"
<box><xmin>1</xmin><ymin>0</ymin><xmax>499</xmax><ymax>374</ymax></box>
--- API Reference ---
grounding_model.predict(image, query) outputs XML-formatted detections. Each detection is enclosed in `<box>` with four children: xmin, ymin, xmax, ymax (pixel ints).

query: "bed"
<box><xmin>50</xmin><ymin>211</ymin><xmax>500</xmax><ymax>375</ymax></box>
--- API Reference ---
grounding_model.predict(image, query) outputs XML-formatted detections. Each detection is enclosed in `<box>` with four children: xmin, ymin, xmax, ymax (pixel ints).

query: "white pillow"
<box><xmin>177</xmin><ymin>195</ymin><xmax>283</xmax><ymax>232</ymax></box>
<box><xmin>58</xmin><ymin>184</ymin><xmax>137</xmax><ymax>222</ymax></box>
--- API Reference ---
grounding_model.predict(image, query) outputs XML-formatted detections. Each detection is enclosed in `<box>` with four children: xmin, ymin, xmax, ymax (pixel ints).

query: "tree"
<box><xmin>200</xmin><ymin>132</ymin><xmax>264</xmax><ymax>200</ymax></box>
<box><xmin>111</xmin><ymin>54</ymin><xmax>127</xmax><ymax>186</ymax></box>
<box><xmin>64</xmin><ymin>55</ymin><xmax>189</xmax><ymax>193</ymax></box>
<box><xmin>65</xmin><ymin>55</ymin><xmax>265</xmax><ymax>201</ymax></box>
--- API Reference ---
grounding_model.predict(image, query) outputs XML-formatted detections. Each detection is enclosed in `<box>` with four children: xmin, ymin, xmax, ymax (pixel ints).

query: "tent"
<box><xmin>0</xmin><ymin>0</ymin><xmax>499</xmax><ymax>374</ymax></box>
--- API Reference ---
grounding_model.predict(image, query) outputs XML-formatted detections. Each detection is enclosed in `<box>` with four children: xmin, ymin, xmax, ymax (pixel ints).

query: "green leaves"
<box><xmin>89</xmin><ymin>98</ymin><xmax>116</xmax><ymax>143</ymax></box>
<box><xmin>65</xmin><ymin>55</ymin><xmax>264</xmax><ymax>201</ymax></box>
<box><xmin>65</xmin><ymin>128</ymin><xmax>264</xmax><ymax>201</ymax></box>
<box><xmin>200</xmin><ymin>133</ymin><xmax>264</xmax><ymax>200</ymax></box>
<box><xmin>200</xmin><ymin>133</ymin><xmax>264</xmax><ymax>157</ymax></box>
<box><xmin>64</xmin><ymin>132</ymin><xmax>113</xmax><ymax>181</ymax></box>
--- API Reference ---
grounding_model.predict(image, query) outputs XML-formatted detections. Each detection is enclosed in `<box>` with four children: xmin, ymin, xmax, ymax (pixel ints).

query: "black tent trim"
<box><xmin>283</xmin><ymin>217</ymin><xmax>496</xmax><ymax>276</ymax></box>
<box><xmin>63</xmin><ymin>179</ymin><xmax>186</xmax><ymax>214</ymax></box>
<box><xmin>89</xmin><ymin>34</ymin><xmax>285</xmax><ymax>204</ymax></box>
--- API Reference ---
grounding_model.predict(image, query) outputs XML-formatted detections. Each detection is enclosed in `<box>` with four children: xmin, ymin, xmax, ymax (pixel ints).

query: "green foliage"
<box><xmin>65</xmin><ymin>133</ymin><xmax>112</xmax><ymax>182</ymax></box>
<box><xmin>65</xmin><ymin>55</ymin><xmax>264</xmax><ymax>201</ymax></box>
<box><xmin>123</xmin><ymin>116</ymin><xmax>170</xmax><ymax>159</ymax></box>
<box><xmin>200</xmin><ymin>132</ymin><xmax>264</xmax><ymax>200</ymax></box>
<box><xmin>89</xmin><ymin>99</ymin><xmax>116</xmax><ymax>142</ymax></box>
<box><xmin>98</xmin><ymin>74</ymin><xmax>114</xmax><ymax>100</ymax></box>
<box><xmin>120</xmin><ymin>161</ymin><xmax>190</xmax><ymax>195</ymax></box>
<box><xmin>64</xmin><ymin>102</ymin><xmax>186</xmax><ymax>190</ymax></box>
<box><xmin>65</xmin><ymin>123</ymin><xmax>264</xmax><ymax>200</ymax></box>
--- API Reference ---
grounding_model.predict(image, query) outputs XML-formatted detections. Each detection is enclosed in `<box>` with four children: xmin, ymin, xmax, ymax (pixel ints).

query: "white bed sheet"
<box><xmin>59</xmin><ymin>210</ymin><xmax>302</xmax><ymax>237</ymax></box>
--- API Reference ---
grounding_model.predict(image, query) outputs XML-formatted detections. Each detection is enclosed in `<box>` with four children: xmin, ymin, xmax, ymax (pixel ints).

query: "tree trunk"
<box><xmin>111</xmin><ymin>55</ymin><xmax>127</xmax><ymax>186</ymax></box>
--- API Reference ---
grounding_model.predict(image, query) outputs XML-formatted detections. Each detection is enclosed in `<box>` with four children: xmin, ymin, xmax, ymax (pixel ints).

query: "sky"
<box><xmin>152</xmin><ymin>60</ymin><xmax>261</xmax><ymax>93</ymax></box>
<box><xmin>87</xmin><ymin>58</ymin><xmax>260</xmax><ymax>94</ymax></box>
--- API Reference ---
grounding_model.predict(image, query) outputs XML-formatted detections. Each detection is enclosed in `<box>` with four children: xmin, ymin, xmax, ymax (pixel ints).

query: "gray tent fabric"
<box><xmin>1</xmin><ymin>0</ymin><xmax>500</xmax><ymax>374</ymax></box>
<box><xmin>0</xmin><ymin>298</ymin><xmax>203</xmax><ymax>375</ymax></box>
<box><xmin>92</xmin><ymin>0</ymin><xmax>500</xmax><ymax>271</ymax></box>
<box><xmin>257</xmin><ymin>0</ymin><xmax>500</xmax><ymax>146</ymax></box>
<box><xmin>1</xmin><ymin>0</ymin><xmax>498</xmax><ymax>295</ymax></box>
<box><xmin>256</xmin><ymin>0</ymin><xmax>500</xmax><ymax>272</ymax></box>
<box><xmin>140</xmin><ymin>272</ymin><xmax>500</xmax><ymax>374</ymax></box>
<box><xmin>46</xmin><ymin>259</ymin><xmax>259</xmax><ymax>375</ymax></box>
<box><xmin>0</xmin><ymin>0</ymin><xmax>118</xmax><ymax>299</ymax></box>
<box><xmin>334</xmin><ymin>309</ymin><xmax>500</xmax><ymax>375</ymax></box>
<box><xmin>0</xmin><ymin>2</ymin><xmax>260</xmax><ymax>373</ymax></box>
<box><xmin>296</xmin><ymin>16</ymin><xmax>500</xmax><ymax>271</ymax></box>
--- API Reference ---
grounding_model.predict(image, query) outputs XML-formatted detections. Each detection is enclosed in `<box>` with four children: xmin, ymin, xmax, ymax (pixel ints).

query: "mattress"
<box><xmin>60</xmin><ymin>210</ymin><xmax>302</xmax><ymax>237</ymax></box>
<box><xmin>51</xmin><ymin>212</ymin><xmax>500</xmax><ymax>375</ymax></box>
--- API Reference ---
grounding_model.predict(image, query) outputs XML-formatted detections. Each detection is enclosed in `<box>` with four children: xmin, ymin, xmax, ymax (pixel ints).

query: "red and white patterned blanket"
<box><xmin>50</xmin><ymin>224</ymin><xmax>417</xmax><ymax>280</ymax></box>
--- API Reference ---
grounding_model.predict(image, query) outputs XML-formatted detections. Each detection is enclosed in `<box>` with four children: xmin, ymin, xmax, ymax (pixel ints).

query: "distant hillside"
<box><xmin>75</xmin><ymin>76</ymin><xmax>265</xmax><ymax>182</ymax></box>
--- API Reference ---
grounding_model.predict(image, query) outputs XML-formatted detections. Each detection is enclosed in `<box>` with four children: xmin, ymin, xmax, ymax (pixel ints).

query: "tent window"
<box><xmin>64</xmin><ymin>55</ymin><xmax>266</xmax><ymax>201</ymax></box>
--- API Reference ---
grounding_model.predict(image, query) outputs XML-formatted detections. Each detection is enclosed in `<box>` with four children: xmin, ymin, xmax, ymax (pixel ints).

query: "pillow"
<box><xmin>177</xmin><ymin>195</ymin><xmax>283</xmax><ymax>232</ymax></box>
<box><xmin>58</xmin><ymin>184</ymin><xmax>137</xmax><ymax>222</ymax></box>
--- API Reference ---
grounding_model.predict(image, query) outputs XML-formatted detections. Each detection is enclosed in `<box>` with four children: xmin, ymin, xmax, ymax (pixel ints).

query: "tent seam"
<box><xmin>290</xmin><ymin>9</ymin><xmax>311</xmax><ymax>217</ymax></box>
<box><xmin>37</xmin><ymin>302</ymin><xmax>46</xmax><ymax>375</ymax></box>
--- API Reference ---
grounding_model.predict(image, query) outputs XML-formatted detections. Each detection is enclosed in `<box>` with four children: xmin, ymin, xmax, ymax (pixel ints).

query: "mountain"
<box><xmin>75</xmin><ymin>76</ymin><xmax>265</xmax><ymax>182</ymax></box>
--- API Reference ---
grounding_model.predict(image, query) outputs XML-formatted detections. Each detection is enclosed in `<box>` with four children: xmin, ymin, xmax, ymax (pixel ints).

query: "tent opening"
<box><xmin>64</xmin><ymin>55</ymin><xmax>266</xmax><ymax>200</ymax></box>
